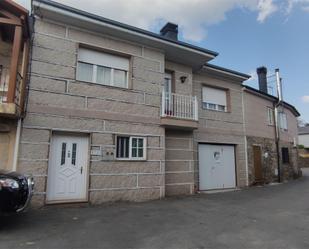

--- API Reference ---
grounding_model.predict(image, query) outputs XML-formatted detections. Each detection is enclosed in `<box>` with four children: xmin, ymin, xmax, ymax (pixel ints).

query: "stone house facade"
<box><xmin>0</xmin><ymin>0</ymin><xmax>30</xmax><ymax>172</ymax></box>
<box><xmin>1</xmin><ymin>0</ymin><xmax>301</xmax><ymax>207</ymax></box>
<box><xmin>244</xmin><ymin>83</ymin><xmax>300</xmax><ymax>184</ymax></box>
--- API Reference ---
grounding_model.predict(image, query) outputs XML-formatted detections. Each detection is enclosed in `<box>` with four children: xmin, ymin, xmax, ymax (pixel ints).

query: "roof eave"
<box><xmin>33</xmin><ymin>0</ymin><xmax>219</xmax><ymax>63</ymax></box>
<box><xmin>202</xmin><ymin>64</ymin><xmax>251</xmax><ymax>82</ymax></box>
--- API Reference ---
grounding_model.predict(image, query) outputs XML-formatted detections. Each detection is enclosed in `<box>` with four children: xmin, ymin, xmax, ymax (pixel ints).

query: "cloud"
<box><xmin>47</xmin><ymin>0</ymin><xmax>279</xmax><ymax>42</ymax></box>
<box><xmin>286</xmin><ymin>0</ymin><xmax>309</xmax><ymax>13</ymax></box>
<box><xmin>301</xmin><ymin>96</ymin><xmax>309</xmax><ymax>103</ymax></box>
<box><xmin>257</xmin><ymin>0</ymin><xmax>278</xmax><ymax>22</ymax></box>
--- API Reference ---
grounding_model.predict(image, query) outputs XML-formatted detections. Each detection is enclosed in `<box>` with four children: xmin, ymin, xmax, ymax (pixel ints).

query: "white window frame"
<box><xmin>202</xmin><ymin>86</ymin><xmax>227</xmax><ymax>112</ymax></box>
<box><xmin>278</xmin><ymin>112</ymin><xmax>288</xmax><ymax>131</ymax></box>
<box><xmin>116</xmin><ymin>136</ymin><xmax>147</xmax><ymax>160</ymax></box>
<box><xmin>202</xmin><ymin>102</ymin><xmax>227</xmax><ymax>112</ymax></box>
<box><xmin>76</xmin><ymin>49</ymin><xmax>129</xmax><ymax>88</ymax></box>
<box><xmin>267</xmin><ymin>107</ymin><xmax>274</xmax><ymax>126</ymax></box>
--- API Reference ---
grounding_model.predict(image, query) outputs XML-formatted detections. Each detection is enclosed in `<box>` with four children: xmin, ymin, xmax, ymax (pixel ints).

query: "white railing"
<box><xmin>161</xmin><ymin>91</ymin><xmax>198</xmax><ymax>121</ymax></box>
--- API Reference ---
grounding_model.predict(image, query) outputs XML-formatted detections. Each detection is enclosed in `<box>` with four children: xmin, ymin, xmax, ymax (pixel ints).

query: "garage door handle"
<box><xmin>80</xmin><ymin>166</ymin><xmax>83</xmax><ymax>174</ymax></box>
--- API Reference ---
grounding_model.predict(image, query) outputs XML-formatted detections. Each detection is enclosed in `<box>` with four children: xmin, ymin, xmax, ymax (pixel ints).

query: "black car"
<box><xmin>0</xmin><ymin>170</ymin><xmax>34</xmax><ymax>213</ymax></box>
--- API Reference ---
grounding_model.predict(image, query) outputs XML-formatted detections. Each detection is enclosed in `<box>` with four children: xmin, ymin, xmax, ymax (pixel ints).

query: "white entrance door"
<box><xmin>199</xmin><ymin>144</ymin><xmax>236</xmax><ymax>190</ymax></box>
<box><xmin>47</xmin><ymin>134</ymin><xmax>89</xmax><ymax>203</ymax></box>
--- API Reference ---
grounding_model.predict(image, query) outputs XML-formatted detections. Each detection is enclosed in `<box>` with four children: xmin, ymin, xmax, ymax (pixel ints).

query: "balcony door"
<box><xmin>164</xmin><ymin>72</ymin><xmax>172</xmax><ymax>115</ymax></box>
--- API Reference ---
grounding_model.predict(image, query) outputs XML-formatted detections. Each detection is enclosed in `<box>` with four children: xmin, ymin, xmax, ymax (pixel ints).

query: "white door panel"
<box><xmin>47</xmin><ymin>134</ymin><xmax>89</xmax><ymax>202</ymax></box>
<box><xmin>199</xmin><ymin>144</ymin><xmax>236</xmax><ymax>190</ymax></box>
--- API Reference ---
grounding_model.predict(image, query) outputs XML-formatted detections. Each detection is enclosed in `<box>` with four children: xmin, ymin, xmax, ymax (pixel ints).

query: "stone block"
<box><xmin>91</xmin><ymin>133</ymin><xmax>114</xmax><ymax>145</ymax></box>
<box><xmin>31</xmin><ymin>60</ymin><xmax>75</xmax><ymax>79</ymax></box>
<box><xmin>132</xmin><ymin>69</ymin><xmax>163</xmax><ymax>85</ymax></box>
<box><xmin>166</xmin><ymin>138</ymin><xmax>191</xmax><ymax>149</ymax></box>
<box><xmin>87</xmin><ymin>98</ymin><xmax>158</xmax><ymax>117</ymax></box>
<box><xmin>166</xmin><ymin>149</ymin><xmax>194</xmax><ymax>161</ymax></box>
<box><xmin>18</xmin><ymin>160</ymin><xmax>48</xmax><ymax>175</ymax></box>
<box><xmin>143</xmin><ymin>47</ymin><xmax>164</xmax><ymax>63</ymax></box>
<box><xmin>28</xmin><ymin>90</ymin><xmax>86</xmax><ymax>109</ymax></box>
<box><xmin>132</xmin><ymin>78</ymin><xmax>161</xmax><ymax>94</ymax></box>
<box><xmin>90</xmin><ymin>161</ymin><xmax>161</xmax><ymax>174</ymax></box>
<box><xmin>69</xmin><ymin>82</ymin><xmax>144</xmax><ymax>104</ymax></box>
<box><xmin>33</xmin><ymin>176</ymin><xmax>46</xmax><ymax>193</ymax></box>
<box><xmin>32</xmin><ymin>46</ymin><xmax>76</xmax><ymax>67</ymax></box>
<box><xmin>23</xmin><ymin>113</ymin><xmax>104</xmax><ymax>131</ymax></box>
<box><xmin>90</xmin><ymin>175</ymin><xmax>137</xmax><ymax>189</ymax></box>
<box><xmin>35</xmin><ymin>20</ymin><xmax>66</xmax><ymax>37</ymax></box>
<box><xmin>147</xmin><ymin>137</ymin><xmax>161</xmax><ymax>147</ymax></box>
<box><xmin>104</xmin><ymin>121</ymin><xmax>163</xmax><ymax>135</ymax></box>
<box><xmin>68</xmin><ymin>28</ymin><xmax>142</xmax><ymax>56</ymax></box>
<box><xmin>34</xmin><ymin>33</ymin><xmax>76</xmax><ymax>52</ymax></box>
<box><xmin>21</xmin><ymin>128</ymin><xmax>50</xmax><ymax>143</ymax></box>
<box><xmin>19</xmin><ymin>143</ymin><xmax>49</xmax><ymax>160</ymax></box>
<box><xmin>165</xmin><ymin>161</ymin><xmax>191</xmax><ymax>172</ymax></box>
<box><xmin>30</xmin><ymin>75</ymin><xmax>67</xmax><ymax>93</ymax></box>
<box><xmin>89</xmin><ymin>188</ymin><xmax>160</xmax><ymax>204</ymax></box>
<box><xmin>132</xmin><ymin>57</ymin><xmax>161</xmax><ymax>72</ymax></box>
<box><xmin>138</xmin><ymin>174</ymin><xmax>163</xmax><ymax>187</ymax></box>
<box><xmin>165</xmin><ymin>184</ymin><xmax>192</xmax><ymax>196</ymax></box>
<box><xmin>144</xmin><ymin>94</ymin><xmax>160</xmax><ymax>106</ymax></box>
<box><xmin>165</xmin><ymin>172</ymin><xmax>194</xmax><ymax>184</ymax></box>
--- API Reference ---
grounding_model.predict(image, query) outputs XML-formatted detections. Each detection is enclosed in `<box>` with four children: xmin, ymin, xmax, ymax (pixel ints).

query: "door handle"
<box><xmin>80</xmin><ymin>166</ymin><xmax>83</xmax><ymax>174</ymax></box>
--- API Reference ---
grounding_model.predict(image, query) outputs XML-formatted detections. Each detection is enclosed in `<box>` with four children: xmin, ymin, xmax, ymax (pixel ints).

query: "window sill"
<box><xmin>201</xmin><ymin>107</ymin><xmax>228</xmax><ymax>113</ymax></box>
<box><xmin>75</xmin><ymin>79</ymin><xmax>129</xmax><ymax>90</ymax></box>
<box><xmin>115</xmin><ymin>158</ymin><xmax>147</xmax><ymax>162</ymax></box>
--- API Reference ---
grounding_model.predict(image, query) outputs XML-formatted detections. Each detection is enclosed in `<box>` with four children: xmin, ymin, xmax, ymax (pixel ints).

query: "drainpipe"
<box><xmin>241</xmin><ymin>87</ymin><xmax>249</xmax><ymax>186</ymax></box>
<box><xmin>12</xmin><ymin>118</ymin><xmax>22</xmax><ymax>172</ymax></box>
<box><xmin>274</xmin><ymin>69</ymin><xmax>282</xmax><ymax>183</ymax></box>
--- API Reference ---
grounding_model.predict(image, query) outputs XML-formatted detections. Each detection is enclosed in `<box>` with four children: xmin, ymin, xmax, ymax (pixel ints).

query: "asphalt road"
<box><xmin>1</xmin><ymin>169</ymin><xmax>309</xmax><ymax>249</ymax></box>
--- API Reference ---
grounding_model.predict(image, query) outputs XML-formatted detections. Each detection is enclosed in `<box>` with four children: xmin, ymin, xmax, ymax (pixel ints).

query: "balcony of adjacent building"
<box><xmin>0</xmin><ymin>0</ymin><xmax>30</xmax><ymax>118</ymax></box>
<box><xmin>160</xmin><ymin>90</ymin><xmax>199</xmax><ymax>130</ymax></box>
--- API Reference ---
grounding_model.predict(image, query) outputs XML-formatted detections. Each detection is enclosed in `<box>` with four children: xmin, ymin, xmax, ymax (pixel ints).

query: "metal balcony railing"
<box><xmin>161</xmin><ymin>91</ymin><xmax>198</xmax><ymax>121</ymax></box>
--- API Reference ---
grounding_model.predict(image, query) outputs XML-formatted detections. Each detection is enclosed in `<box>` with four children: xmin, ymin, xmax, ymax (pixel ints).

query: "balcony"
<box><xmin>160</xmin><ymin>91</ymin><xmax>198</xmax><ymax>129</ymax></box>
<box><xmin>0</xmin><ymin>66</ymin><xmax>24</xmax><ymax>117</ymax></box>
<box><xmin>0</xmin><ymin>0</ymin><xmax>30</xmax><ymax>118</ymax></box>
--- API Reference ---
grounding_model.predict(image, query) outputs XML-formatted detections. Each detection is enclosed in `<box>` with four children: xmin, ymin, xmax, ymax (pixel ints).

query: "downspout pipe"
<box><xmin>241</xmin><ymin>87</ymin><xmax>249</xmax><ymax>186</ymax></box>
<box><xmin>274</xmin><ymin>69</ymin><xmax>282</xmax><ymax>183</ymax></box>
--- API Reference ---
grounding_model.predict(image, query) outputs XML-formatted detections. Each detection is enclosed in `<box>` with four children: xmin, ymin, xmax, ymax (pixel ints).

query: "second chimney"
<box><xmin>257</xmin><ymin>66</ymin><xmax>268</xmax><ymax>94</ymax></box>
<box><xmin>160</xmin><ymin>22</ymin><xmax>178</xmax><ymax>40</ymax></box>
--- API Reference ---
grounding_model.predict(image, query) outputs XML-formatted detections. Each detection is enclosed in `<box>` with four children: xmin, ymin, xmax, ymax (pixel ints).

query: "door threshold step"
<box><xmin>198</xmin><ymin>188</ymin><xmax>240</xmax><ymax>194</ymax></box>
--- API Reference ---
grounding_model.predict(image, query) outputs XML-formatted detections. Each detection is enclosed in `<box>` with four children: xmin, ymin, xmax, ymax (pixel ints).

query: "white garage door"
<box><xmin>199</xmin><ymin>144</ymin><xmax>236</xmax><ymax>191</ymax></box>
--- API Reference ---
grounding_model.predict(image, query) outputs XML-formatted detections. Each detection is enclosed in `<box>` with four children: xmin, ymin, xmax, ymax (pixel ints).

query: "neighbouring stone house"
<box><xmin>243</xmin><ymin>67</ymin><xmax>300</xmax><ymax>184</ymax></box>
<box><xmin>298</xmin><ymin>127</ymin><xmax>309</xmax><ymax>168</ymax></box>
<box><xmin>0</xmin><ymin>0</ymin><xmax>301</xmax><ymax>207</ymax></box>
<box><xmin>0</xmin><ymin>0</ymin><xmax>30</xmax><ymax>172</ymax></box>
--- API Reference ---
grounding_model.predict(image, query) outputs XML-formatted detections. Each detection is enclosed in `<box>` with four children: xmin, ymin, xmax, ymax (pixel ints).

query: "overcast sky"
<box><xmin>15</xmin><ymin>0</ymin><xmax>309</xmax><ymax>122</ymax></box>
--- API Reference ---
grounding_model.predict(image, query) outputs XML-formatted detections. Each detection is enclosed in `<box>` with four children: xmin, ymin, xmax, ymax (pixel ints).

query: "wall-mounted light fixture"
<box><xmin>180</xmin><ymin>76</ymin><xmax>187</xmax><ymax>83</ymax></box>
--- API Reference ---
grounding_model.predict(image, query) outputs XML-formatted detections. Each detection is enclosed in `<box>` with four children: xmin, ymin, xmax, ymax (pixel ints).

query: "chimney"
<box><xmin>257</xmin><ymin>66</ymin><xmax>268</xmax><ymax>94</ymax></box>
<box><xmin>160</xmin><ymin>22</ymin><xmax>178</xmax><ymax>40</ymax></box>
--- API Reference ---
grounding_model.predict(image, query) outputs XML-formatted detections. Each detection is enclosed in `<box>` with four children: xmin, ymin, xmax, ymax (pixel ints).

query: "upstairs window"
<box><xmin>202</xmin><ymin>86</ymin><xmax>227</xmax><ymax>112</ymax></box>
<box><xmin>77</xmin><ymin>48</ymin><xmax>129</xmax><ymax>88</ymax></box>
<box><xmin>279</xmin><ymin>112</ymin><xmax>288</xmax><ymax>130</ymax></box>
<box><xmin>116</xmin><ymin>136</ymin><xmax>146</xmax><ymax>160</ymax></box>
<box><xmin>267</xmin><ymin>107</ymin><xmax>274</xmax><ymax>125</ymax></box>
